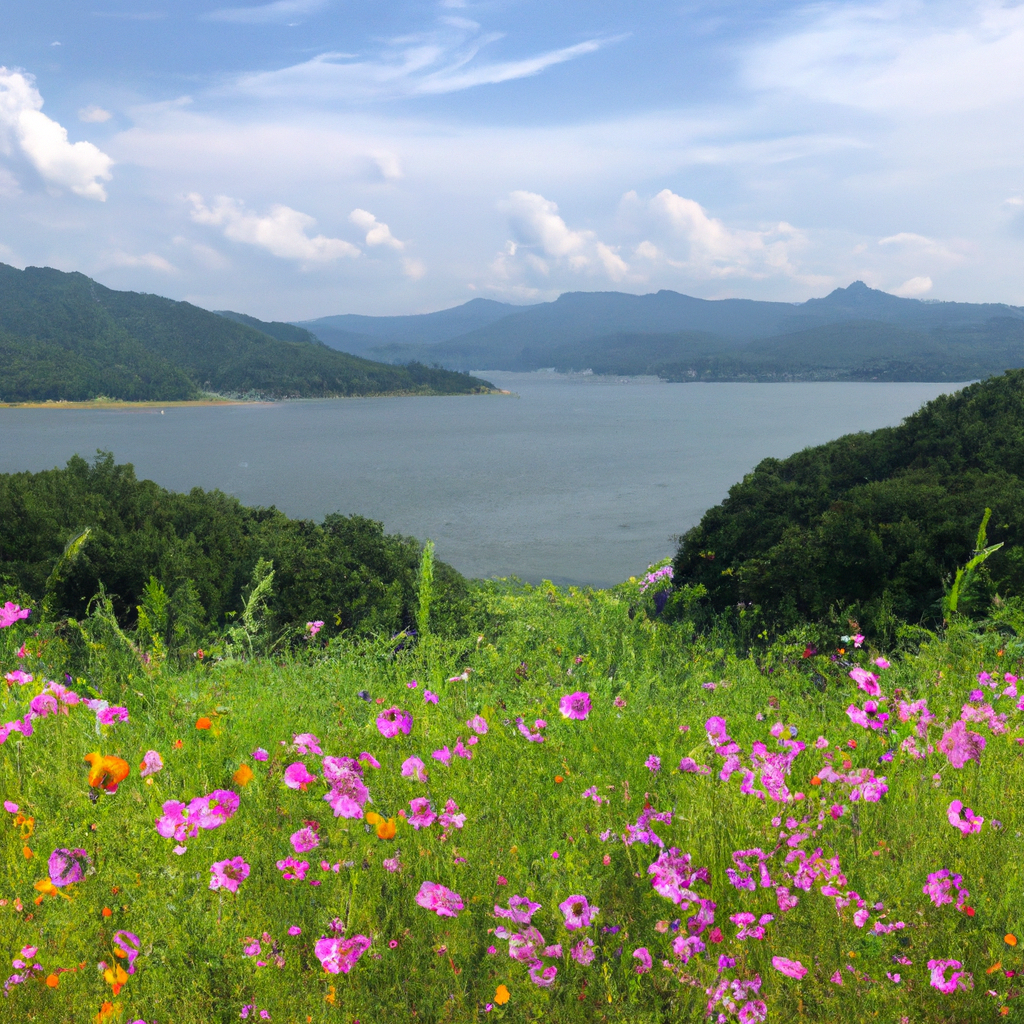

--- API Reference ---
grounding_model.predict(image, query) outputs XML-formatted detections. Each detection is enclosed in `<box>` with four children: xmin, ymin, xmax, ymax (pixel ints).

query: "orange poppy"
<box><xmin>195</xmin><ymin>717</ymin><xmax>212</xmax><ymax>730</ymax></box>
<box><xmin>494</xmin><ymin>984</ymin><xmax>510</xmax><ymax>1005</ymax></box>
<box><xmin>810</xmin><ymin>776</ymin><xmax>822</xmax><ymax>786</ymax></box>
<box><xmin>988</xmin><ymin>962</ymin><xmax>1003</xmax><ymax>974</ymax></box>
<box><xmin>376</xmin><ymin>818</ymin><xmax>397</xmax><ymax>840</ymax></box>
<box><xmin>102</xmin><ymin>907</ymin><xmax>112</xmax><ymax>918</ymax></box>
<box><xmin>554</xmin><ymin>776</ymin><xmax>564</xmax><ymax>784</ymax></box>
<box><xmin>232</xmin><ymin>764</ymin><xmax>254</xmax><ymax>787</ymax></box>
<box><xmin>103</xmin><ymin>964</ymin><xmax>128</xmax><ymax>996</ymax></box>
<box><xmin>84</xmin><ymin>752</ymin><xmax>130</xmax><ymax>793</ymax></box>
<box><xmin>45</xmin><ymin>974</ymin><xmax>59</xmax><ymax>988</ymax></box>
<box><xmin>1006</xmin><ymin>934</ymin><xmax>1018</xmax><ymax>947</ymax></box>
<box><xmin>365</xmin><ymin>811</ymin><xmax>383</xmax><ymax>826</ymax></box>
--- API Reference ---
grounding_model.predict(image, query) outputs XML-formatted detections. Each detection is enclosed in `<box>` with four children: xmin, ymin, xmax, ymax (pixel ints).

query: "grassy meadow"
<box><xmin>1</xmin><ymin>572</ymin><xmax>1022</xmax><ymax>1023</ymax></box>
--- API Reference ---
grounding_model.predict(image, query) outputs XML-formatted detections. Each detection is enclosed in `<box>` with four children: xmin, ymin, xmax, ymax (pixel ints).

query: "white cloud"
<box><xmin>402</xmin><ymin>257</ymin><xmax>426</xmax><ymax>279</ymax></box>
<box><xmin>187</xmin><ymin>193</ymin><xmax>360</xmax><ymax>262</ymax></box>
<box><xmin>0</xmin><ymin>68</ymin><xmax>113</xmax><ymax>200</ymax></box>
<box><xmin>79</xmin><ymin>105</ymin><xmax>112</xmax><ymax>123</ymax></box>
<box><xmin>878</xmin><ymin>231</ymin><xmax>958</xmax><ymax>260</ymax></box>
<box><xmin>349</xmin><ymin>208</ymin><xmax>404</xmax><ymax>249</ymax></box>
<box><xmin>205</xmin><ymin>0</ymin><xmax>330</xmax><ymax>24</ymax></box>
<box><xmin>0</xmin><ymin>166</ymin><xmax>20</xmax><ymax>196</ymax></box>
<box><xmin>104</xmin><ymin>251</ymin><xmax>178</xmax><ymax>273</ymax></box>
<box><xmin>892</xmin><ymin>275</ymin><xmax>933</xmax><ymax>296</ymax></box>
<box><xmin>500</xmin><ymin>190</ymin><xmax>629</xmax><ymax>282</ymax></box>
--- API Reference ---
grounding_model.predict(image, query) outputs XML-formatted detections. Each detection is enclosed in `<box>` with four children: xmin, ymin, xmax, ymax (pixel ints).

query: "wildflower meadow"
<box><xmin>1</xmin><ymin>566</ymin><xmax>1023</xmax><ymax>1023</ymax></box>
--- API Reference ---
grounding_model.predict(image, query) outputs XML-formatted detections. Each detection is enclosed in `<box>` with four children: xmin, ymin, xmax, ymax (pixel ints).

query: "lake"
<box><xmin>0</xmin><ymin>374</ymin><xmax>963</xmax><ymax>586</ymax></box>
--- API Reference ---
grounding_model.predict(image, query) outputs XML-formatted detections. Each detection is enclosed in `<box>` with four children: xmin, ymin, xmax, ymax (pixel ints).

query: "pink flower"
<box><xmin>139</xmin><ymin>750</ymin><xmax>164</xmax><ymax>778</ymax></box>
<box><xmin>3</xmin><ymin>801</ymin><xmax>17</xmax><ymax>813</ymax></box>
<box><xmin>771</xmin><ymin>956</ymin><xmax>806</xmax><ymax>979</ymax></box>
<box><xmin>849</xmin><ymin>667</ymin><xmax>880</xmax><ymax>696</ymax></box>
<box><xmin>423</xmin><ymin>690</ymin><xmax>439</xmax><ymax>704</ymax></box>
<box><xmin>559</xmin><ymin>691</ymin><xmax>591</xmax><ymax>720</ymax></box>
<box><xmin>927</xmin><ymin>958</ymin><xmax>972</xmax><ymax>993</ymax></box>
<box><xmin>0</xmin><ymin>602</ymin><xmax>31</xmax><ymax>628</ymax></box>
<box><xmin>29</xmin><ymin>693</ymin><xmax>58</xmax><ymax>719</ymax></box>
<box><xmin>293</xmin><ymin>733</ymin><xmax>322</xmax><ymax>755</ymax></box>
<box><xmin>645</xmin><ymin>755</ymin><xmax>661</xmax><ymax>772</ymax></box>
<box><xmin>402</xmin><ymin>756</ymin><xmax>428</xmax><ymax>782</ymax></box>
<box><xmin>673</xmin><ymin>935</ymin><xmax>705</xmax><ymax>963</ymax></box>
<box><xmin>467</xmin><ymin>715</ymin><xmax>488</xmax><ymax>735</ymax></box>
<box><xmin>376</xmin><ymin>707</ymin><xmax>413</xmax><ymax>737</ymax></box>
<box><xmin>454</xmin><ymin>737</ymin><xmax>472</xmax><ymax>760</ymax></box>
<box><xmin>439</xmin><ymin>798</ymin><xmax>465</xmax><ymax>829</ymax></box>
<box><xmin>275</xmin><ymin>856</ymin><xmax>309</xmax><ymax>880</ymax></box>
<box><xmin>570</xmin><ymin>938</ymin><xmax>595</xmax><ymax>965</ymax></box>
<box><xmin>252</xmin><ymin>748</ymin><xmax>269</xmax><ymax>761</ymax></box>
<box><xmin>705</xmin><ymin>716</ymin><xmax>730</xmax><ymax>744</ymax></box>
<box><xmin>382</xmin><ymin>855</ymin><xmax>402</xmax><ymax>873</ymax></box>
<box><xmin>291</xmin><ymin>826</ymin><xmax>320</xmax><ymax>853</ymax></box>
<box><xmin>633</xmin><ymin>947</ymin><xmax>653</xmax><ymax>974</ymax></box>
<box><xmin>288</xmin><ymin>926</ymin><xmax>302</xmax><ymax>936</ymax></box>
<box><xmin>495</xmin><ymin>895</ymin><xmax>541</xmax><ymax>924</ymax></box>
<box><xmin>209</xmin><ymin>856</ymin><xmax>250</xmax><ymax>893</ymax></box>
<box><xmin>283</xmin><ymin>762</ymin><xmax>316</xmax><ymax>790</ymax></box>
<box><xmin>432</xmin><ymin>746</ymin><xmax>452</xmax><ymax>765</ymax></box>
<box><xmin>306</xmin><ymin>620</ymin><xmax>324</xmax><ymax>636</ymax></box>
<box><xmin>846</xmin><ymin>700</ymin><xmax>889</xmax><ymax>730</ymax></box>
<box><xmin>559</xmin><ymin>895</ymin><xmax>598</xmax><ymax>931</ymax></box>
<box><xmin>947</xmin><ymin>799</ymin><xmax>983</xmax><ymax>834</ymax></box>
<box><xmin>358</xmin><ymin>751</ymin><xmax>380</xmax><ymax>768</ymax></box>
<box><xmin>528</xmin><ymin>962</ymin><xmax>557</xmax><ymax>987</ymax></box>
<box><xmin>49</xmin><ymin>847</ymin><xmax>92</xmax><ymax>887</ymax></box>
<box><xmin>937</xmin><ymin>721</ymin><xmax>986</xmax><ymax>769</ymax></box>
<box><xmin>408</xmin><ymin>796</ymin><xmax>437</xmax><ymax>829</ymax></box>
<box><xmin>315</xmin><ymin>934</ymin><xmax>372</xmax><ymax>974</ymax></box>
<box><xmin>415</xmin><ymin>880</ymin><xmax>463</xmax><ymax>917</ymax></box>
<box><xmin>4</xmin><ymin>670</ymin><xmax>32</xmax><ymax>686</ymax></box>
<box><xmin>322</xmin><ymin>771</ymin><xmax>369</xmax><ymax>819</ymax></box>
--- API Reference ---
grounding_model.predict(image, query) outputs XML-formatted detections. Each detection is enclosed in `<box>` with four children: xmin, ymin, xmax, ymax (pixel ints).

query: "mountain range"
<box><xmin>0</xmin><ymin>264</ymin><xmax>493</xmax><ymax>402</ymax></box>
<box><xmin>296</xmin><ymin>283</ymin><xmax>1024</xmax><ymax>382</ymax></box>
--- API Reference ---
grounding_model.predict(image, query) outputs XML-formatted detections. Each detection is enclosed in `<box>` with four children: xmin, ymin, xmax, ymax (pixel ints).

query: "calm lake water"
<box><xmin>0</xmin><ymin>374</ymin><xmax>963</xmax><ymax>586</ymax></box>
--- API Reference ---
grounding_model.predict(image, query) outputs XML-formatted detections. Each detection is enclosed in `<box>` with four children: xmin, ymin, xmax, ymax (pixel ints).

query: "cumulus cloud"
<box><xmin>78</xmin><ymin>105</ymin><xmax>112</xmax><ymax>123</ymax></box>
<box><xmin>0</xmin><ymin>68</ymin><xmax>113</xmax><ymax>200</ymax></box>
<box><xmin>500</xmin><ymin>190</ymin><xmax>629</xmax><ymax>281</ymax></box>
<box><xmin>205</xmin><ymin>0</ymin><xmax>330</xmax><ymax>24</ymax></box>
<box><xmin>187</xmin><ymin>193</ymin><xmax>360</xmax><ymax>262</ymax></box>
<box><xmin>349</xmin><ymin>208</ymin><xmax>404</xmax><ymax>249</ymax></box>
<box><xmin>892</xmin><ymin>275</ymin><xmax>933</xmax><ymax>297</ymax></box>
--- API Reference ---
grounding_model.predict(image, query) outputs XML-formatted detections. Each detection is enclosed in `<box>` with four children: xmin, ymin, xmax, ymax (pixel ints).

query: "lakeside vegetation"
<box><xmin>0</xmin><ymin>264</ymin><xmax>493</xmax><ymax>402</ymax></box>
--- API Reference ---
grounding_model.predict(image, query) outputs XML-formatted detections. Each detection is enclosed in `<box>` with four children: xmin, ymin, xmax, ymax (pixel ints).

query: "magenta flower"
<box><xmin>559</xmin><ymin>691</ymin><xmax>591</xmax><ymax>720</ymax></box>
<box><xmin>48</xmin><ymin>847</ymin><xmax>92</xmax><ymax>887</ymax></box>
<box><xmin>97</xmin><ymin>706</ymin><xmax>129</xmax><ymax>726</ymax></box>
<box><xmin>408</xmin><ymin>796</ymin><xmax>437</xmax><ymax>829</ymax></box>
<box><xmin>4</xmin><ymin>670</ymin><xmax>32</xmax><ymax>686</ymax></box>
<box><xmin>495</xmin><ymin>895</ymin><xmax>541</xmax><ymax>924</ymax></box>
<box><xmin>423</xmin><ymin>690</ymin><xmax>439</xmax><ymax>704</ymax></box>
<box><xmin>645</xmin><ymin>755</ymin><xmax>661</xmax><ymax>772</ymax></box>
<box><xmin>570</xmin><ymin>937</ymin><xmax>595</xmax><ymax>965</ymax></box>
<box><xmin>432</xmin><ymin>745</ymin><xmax>452</xmax><ymax>765</ymax></box>
<box><xmin>415</xmin><ymin>880</ymin><xmax>463</xmax><ymax>917</ymax></box>
<box><xmin>454</xmin><ymin>737</ymin><xmax>472</xmax><ymax>760</ymax></box>
<box><xmin>673</xmin><ymin>935</ymin><xmax>706</xmax><ymax>963</ymax></box>
<box><xmin>467</xmin><ymin>715</ymin><xmax>488</xmax><ymax>735</ymax></box>
<box><xmin>705</xmin><ymin>716</ymin><xmax>730</xmax><ymax>744</ymax></box>
<box><xmin>358</xmin><ymin>751</ymin><xmax>380</xmax><ymax>769</ymax></box>
<box><xmin>276</xmin><ymin>856</ymin><xmax>309</xmax><ymax>880</ymax></box>
<box><xmin>293</xmin><ymin>733</ymin><xmax>322</xmax><ymax>755</ymax></box>
<box><xmin>846</xmin><ymin>700</ymin><xmax>889</xmax><ymax>729</ymax></box>
<box><xmin>647</xmin><ymin>848</ymin><xmax>710</xmax><ymax>904</ymax></box>
<box><xmin>209</xmin><ymin>856</ymin><xmax>250</xmax><ymax>893</ymax></box>
<box><xmin>927</xmin><ymin>958</ymin><xmax>972</xmax><ymax>993</ymax></box>
<box><xmin>306</xmin><ymin>620</ymin><xmax>324</xmax><ymax>637</ymax></box>
<box><xmin>439</xmin><ymin>798</ymin><xmax>465</xmax><ymax>829</ymax></box>
<box><xmin>772</xmin><ymin>956</ymin><xmax>807</xmax><ymax>979</ymax></box>
<box><xmin>291</xmin><ymin>826</ymin><xmax>320</xmax><ymax>853</ymax></box>
<box><xmin>731</xmin><ymin>912</ymin><xmax>773</xmax><ymax>940</ymax></box>
<box><xmin>849</xmin><ymin>667</ymin><xmax>880</xmax><ymax>696</ymax></box>
<box><xmin>252</xmin><ymin>747</ymin><xmax>269</xmax><ymax>761</ymax></box>
<box><xmin>376</xmin><ymin>707</ymin><xmax>413</xmax><ymax>737</ymax></box>
<box><xmin>382</xmin><ymin>855</ymin><xmax>402</xmax><ymax>873</ymax></box>
<box><xmin>315</xmin><ymin>934</ymin><xmax>371</xmax><ymax>974</ymax></box>
<box><xmin>139</xmin><ymin>750</ymin><xmax>163</xmax><ymax>778</ymax></box>
<box><xmin>322</xmin><ymin>772</ymin><xmax>369</xmax><ymax>819</ymax></box>
<box><xmin>508</xmin><ymin>926</ymin><xmax>544</xmax><ymax>961</ymax></box>
<box><xmin>112</xmin><ymin>930</ymin><xmax>141</xmax><ymax>974</ymax></box>
<box><xmin>559</xmin><ymin>894</ymin><xmax>598</xmax><ymax>931</ymax></box>
<box><xmin>401</xmin><ymin>756</ymin><xmax>428</xmax><ymax>782</ymax></box>
<box><xmin>29</xmin><ymin>693</ymin><xmax>58</xmax><ymax>719</ymax></box>
<box><xmin>633</xmin><ymin>947</ymin><xmax>653</xmax><ymax>974</ymax></box>
<box><xmin>0</xmin><ymin>602</ymin><xmax>31</xmax><ymax>628</ymax></box>
<box><xmin>923</xmin><ymin>869</ymin><xmax>969</xmax><ymax>910</ymax></box>
<box><xmin>283</xmin><ymin>762</ymin><xmax>317</xmax><ymax>790</ymax></box>
<box><xmin>937</xmin><ymin>721</ymin><xmax>986</xmax><ymax>768</ymax></box>
<box><xmin>528</xmin><ymin>962</ymin><xmax>557</xmax><ymax>987</ymax></box>
<box><xmin>947</xmin><ymin>799</ymin><xmax>983</xmax><ymax>834</ymax></box>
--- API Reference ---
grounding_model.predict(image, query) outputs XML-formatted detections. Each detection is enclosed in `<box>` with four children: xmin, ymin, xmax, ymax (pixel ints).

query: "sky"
<box><xmin>1</xmin><ymin>0</ymin><xmax>1023</xmax><ymax>319</ymax></box>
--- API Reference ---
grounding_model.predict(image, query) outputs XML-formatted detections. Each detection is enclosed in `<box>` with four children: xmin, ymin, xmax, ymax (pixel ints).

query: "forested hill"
<box><xmin>0</xmin><ymin>264</ymin><xmax>493</xmax><ymax>402</ymax></box>
<box><xmin>672</xmin><ymin>369</ymin><xmax>1024</xmax><ymax>631</ymax></box>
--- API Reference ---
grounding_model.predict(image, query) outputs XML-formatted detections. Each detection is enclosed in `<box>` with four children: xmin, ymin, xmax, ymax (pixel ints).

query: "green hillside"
<box><xmin>672</xmin><ymin>369</ymin><xmax>1024</xmax><ymax>632</ymax></box>
<box><xmin>0</xmin><ymin>264</ymin><xmax>493</xmax><ymax>401</ymax></box>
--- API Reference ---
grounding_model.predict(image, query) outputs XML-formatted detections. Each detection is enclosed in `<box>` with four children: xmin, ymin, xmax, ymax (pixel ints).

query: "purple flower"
<box><xmin>48</xmin><ymin>847</ymin><xmax>92</xmax><ymax>887</ymax></box>
<box><xmin>209</xmin><ymin>856</ymin><xmax>250</xmax><ymax>893</ymax></box>
<box><xmin>97</xmin><ymin>706</ymin><xmax>129</xmax><ymax>726</ymax></box>
<box><xmin>432</xmin><ymin>746</ymin><xmax>452</xmax><ymax>765</ymax></box>
<box><xmin>291</xmin><ymin>827</ymin><xmax>320</xmax><ymax>853</ymax></box>
<box><xmin>633</xmin><ymin>947</ymin><xmax>653</xmax><ymax>974</ymax></box>
<box><xmin>415</xmin><ymin>880</ymin><xmax>463</xmax><ymax>917</ymax></box>
<box><xmin>423</xmin><ymin>690</ymin><xmax>439</xmax><ymax>704</ymax></box>
<box><xmin>849</xmin><ymin>667</ymin><xmax>880</xmax><ymax>696</ymax></box>
<box><xmin>528</xmin><ymin>962</ymin><xmax>557</xmax><ymax>987</ymax></box>
<box><xmin>559</xmin><ymin>691</ymin><xmax>591</xmax><ymax>720</ymax></box>
<box><xmin>276</xmin><ymin>856</ymin><xmax>309</xmax><ymax>880</ymax></box>
<box><xmin>645</xmin><ymin>755</ymin><xmax>661</xmax><ymax>773</ymax></box>
<box><xmin>495</xmin><ymin>895</ymin><xmax>541</xmax><ymax>924</ymax></box>
<box><xmin>559</xmin><ymin>895</ymin><xmax>599</xmax><ymax>931</ymax></box>
<box><xmin>376</xmin><ymin>707</ymin><xmax>413</xmax><ymax>737</ymax></box>
<box><xmin>927</xmin><ymin>958</ymin><xmax>972</xmax><ymax>993</ymax></box>
<box><xmin>570</xmin><ymin>937</ymin><xmax>595</xmax><ymax>965</ymax></box>
<box><xmin>846</xmin><ymin>700</ymin><xmax>889</xmax><ymax>730</ymax></box>
<box><xmin>947</xmin><ymin>799</ymin><xmax>983</xmax><ymax>834</ymax></box>
<box><xmin>937</xmin><ymin>721</ymin><xmax>986</xmax><ymax>768</ymax></box>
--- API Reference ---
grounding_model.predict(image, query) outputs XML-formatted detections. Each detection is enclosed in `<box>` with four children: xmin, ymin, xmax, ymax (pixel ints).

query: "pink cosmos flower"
<box><xmin>937</xmin><ymin>721</ymin><xmax>986</xmax><ymax>768</ymax></box>
<box><xmin>415</xmin><ymin>880</ymin><xmax>463</xmax><ymax>917</ymax></box>
<box><xmin>559</xmin><ymin>691</ymin><xmax>591</xmax><ymax>720</ymax></box>
<box><xmin>423</xmin><ymin>690</ymin><xmax>439</xmax><ymax>704</ymax></box>
<box><xmin>358</xmin><ymin>752</ymin><xmax>380</xmax><ymax>768</ymax></box>
<box><xmin>454</xmin><ymin>737</ymin><xmax>472</xmax><ymax>760</ymax></box>
<box><xmin>613</xmin><ymin>695</ymin><xmax>627</xmax><ymax>708</ymax></box>
<box><xmin>772</xmin><ymin>956</ymin><xmax>807</xmax><ymax>979</ymax></box>
<box><xmin>633</xmin><ymin>947</ymin><xmax>653</xmax><ymax>974</ymax></box>
<box><xmin>402</xmin><ymin>756</ymin><xmax>428</xmax><ymax>782</ymax></box>
<box><xmin>559</xmin><ymin>895</ymin><xmax>598</xmax><ymax>931</ymax></box>
<box><xmin>3</xmin><ymin>801</ymin><xmax>17</xmax><ymax>813</ymax></box>
<box><xmin>288</xmin><ymin>926</ymin><xmax>302</xmax><ymax>936</ymax></box>
<box><xmin>293</xmin><ymin>733</ymin><xmax>322</xmax><ymax>755</ymax></box>
<box><xmin>306</xmin><ymin>620</ymin><xmax>324</xmax><ymax>636</ymax></box>
<box><xmin>432</xmin><ymin>746</ymin><xmax>452</xmax><ymax>765</ymax></box>
<box><xmin>4</xmin><ymin>670</ymin><xmax>32</xmax><ymax>686</ymax></box>
<box><xmin>382</xmin><ymin>855</ymin><xmax>402</xmax><ymax>873</ymax></box>
<box><xmin>139</xmin><ymin>750</ymin><xmax>164</xmax><ymax>777</ymax></box>
<box><xmin>647</xmin><ymin>848</ymin><xmax>710</xmax><ymax>904</ymax></box>
<box><xmin>322</xmin><ymin>772</ymin><xmax>369</xmax><ymax>819</ymax></box>
<box><xmin>439</xmin><ymin>798</ymin><xmax>465</xmax><ymax>829</ymax></box>
<box><xmin>927</xmin><ymin>958</ymin><xmax>972</xmax><ymax>993</ymax></box>
<box><xmin>731</xmin><ymin>912</ymin><xmax>773</xmax><ymax>940</ymax></box>
<box><xmin>408</xmin><ymin>796</ymin><xmax>437</xmax><ymax>829</ymax></box>
<box><xmin>508</xmin><ymin>926</ymin><xmax>544</xmax><ymax>961</ymax></box>
<box><xmin>495</xmin><ymin>895</ymin><xmax>541</xmax><ymax>924</ymax></box>
<box><xmin>947</xmin><ymin>799</ymin><xmax>983</xmax><ymax>834</ymax></box>
<box><xmin>528</xmin><ymin>962</ymin><xmax>557</xmax><ymax>987</ymax></box>
<box><xmin>97</xmin><ymin>706</ymin><xmax>129</xmax><ymax>726</ymax></box>
<box><xmin>252</xmin><ymin>748</ymin><xmax>269</xmax><ymax>761</ymax></box>
<box><xmin>49</xmin><ymin>847</ymin><xmax>92</xmax><ymax>887</ymax></box>
<box><xmin>376</xmin><ymin>707</ymin><xmax>413</xmax><ymax>737</ymax></box>
<box><xmin>516</xmin><ymin>718</ymin><xmax>544</xmax><ymax>742</ymax></box>
<box><xmin>0</xmin><ymin>602</ymin><xmax>31</xmax><ymax>628</ymax></box>
<box><xmin>467</xmin><ymin>714</ymin><xmax>488</xmax><ymax>735</ymax></box>
<box><xmin>283</xmin><ymin>762</ymin><xmax>316</xmax><ymax>790</ymax></box>
<box><xmin>814</xmin><ymin>736</ymin><xmax>829</xmax><ymax>749</ymax></box>
<box><xmin>291</xmin><ymin>826</ymin><xmax>320</xmax><ymax>853</ymax></box>
<box><xmin>112</xmin><ymin>930</ymin><xmax>140</xmax><ymax>974</ymax></box>
<box><xmin>874</xmin><ymin>657</ymin><xmax>890</xmax><ymax>669</ymax></box>
<box><xmin>846</xmin><ymin>700</ymin><xmax>889</xmax><ymax>730</ymax></box>
<box><xmin>705</xmin><ymin>716</ymin><xmax>730</xmax><ymax>744</ymax></box>
<box><xmin>315</xmin><ymin>934</ymin><xmax>372</xmax><ymax>974</ymax></box>
<box><xmin>570</xmin><ymin>938</ymin><xmax>595</xmax><ymax>965</ymax></box>
<box><xmin>209</xmin><ymin>856</ymin><xmax>250</xmax><ymax>893</ymax></box>
<box><xmin>673</xmin><ymin>935</ymin><xmax>705</xmax><ymax>963</ymax></box>
<box><xmin>923</xmin><ymin>869</ymin><xmax>969</xmax><ymax>909</ymax></box>
<box><xmin>849</xmin><ymin>667</ymin><xmax>880</xmax><ymax>696</ymax></box>
<box><xmin>28</xmin><ymin>693</ymin><xmax>58</xmax><ymax>719</ymax></box>
<box><xmin>276</xmin><ymin>857</ymin><xmax>309</xmax><ymax>880</ymax></box>
<box><xmin>645</xmin><ymin>755</ymin><xmax>661</xmax><ymax>772</ymax></box>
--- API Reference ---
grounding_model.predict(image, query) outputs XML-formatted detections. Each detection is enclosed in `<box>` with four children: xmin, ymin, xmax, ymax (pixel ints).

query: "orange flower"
<box><xmin>102</xmin><ymin>907</ymin><xmax>112</xmax><ymax>918</ymax></box>
<box><xmin>94</xmin><ymin>1001</ymin><xmax>118</xmax><ymax>1024</ymax></box>
<box><xmin>13</xmin><ymin>813</ymin><xmax>34</xmax><ymax>838</ymax></box>
<box><xmin>810</xmin><ymin>776</ymin><xmax>822</xmax><ymax>786</ymax></box>
<box><xmin>365</xmin><ymin>811</ymin><xmax>383</xmax><ymax>826</ymax></box>
<box><xmin>84</xmin><ymin>752</ymin><xmax>131</xmax><ymax>793</ymax></box>
<box><xmin>195</xmin><ymin>717</ymin><xmax>212</xmax><ymax>730</ymax></box>
<box><xmin>494</xmin><ymin>984</ymin><xmax>510</xmax><ymax>1005</ymax></box>
<box><xmin>22</xmin><ymin>845</ymin><xmax>33</xmax><ymax>860</ymax></box>
<box><xmin>376</xmin><ymin>818</ymin><xmax>397</xmax><ymax>840</ymax></box>
<box><xmin>988</xmin><ymin>962</ymin><xmax>1003</xmax><ymax>974</ymax></box>
<box><xmin>173</xmin><ymin>739</ymin><xmax>183</xmax><ymax>749</ymax></box>
<box><xmin>232</xmin><ymin>764</ymin><xmax>254</xmax><ymax>787</ymax></box>
<box><xmin>33</xmin><ymin>878</ymin><xmax>71</xmax><ymax>902</ymax></box>
<box><xmin>554</xmin><ymin>776</ymin><xmax>564</xmax><ymax>784</ymax></box>
<box><xmin>103</xmin><ymin>964</ymin><xmax>128</xmax><ymax>995</ymax></box>
<box><xmin>45</xmin><ymin>974</ymin><xmax>59</xmax><ymax>988</ymax></box>
<box><xmin>1006</xmin><ymin>934</ymin><xmax>1018</xmax><ymax>947</ymax></box>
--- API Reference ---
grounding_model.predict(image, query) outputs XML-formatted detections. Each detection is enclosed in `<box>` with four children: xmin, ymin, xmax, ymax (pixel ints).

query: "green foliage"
<box><xmin>672</xmin><ymin>370</ymin><xmax>1024</xmax><ymax>636</ymax></box>
<box><xmin>0</xmin><ymin>454</ymin><xmax>474</xmax><ymax>650</ymax></box>
<box><xmin>417</xmin><ymin>539</ymin><xmax>435</xmax><ymax>641</ymax></box>
<box><xmin>0</xmin><ymin>263</ymin><xmax>493</xmax><ymax>401</ymax></box>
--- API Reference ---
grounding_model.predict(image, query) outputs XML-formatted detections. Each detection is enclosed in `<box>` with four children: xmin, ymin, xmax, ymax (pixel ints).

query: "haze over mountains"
<box><xmin>297</xmin><ymin>283</ymin><xmax>1024</xmax><ymax>383</ymax></box>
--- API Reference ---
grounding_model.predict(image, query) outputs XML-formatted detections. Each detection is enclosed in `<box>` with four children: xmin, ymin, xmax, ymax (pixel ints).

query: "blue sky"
<box><xmin>1</xmin><ymin>0</ymin><xmax>1023</xmax><ymax>318</ymax></box>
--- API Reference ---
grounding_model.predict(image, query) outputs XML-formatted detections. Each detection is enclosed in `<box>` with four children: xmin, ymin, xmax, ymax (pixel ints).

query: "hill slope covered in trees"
<box><xmin>0</xmin><ymin>264</ymin><xmax>493</xmax><ymax>401</ymax></box>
